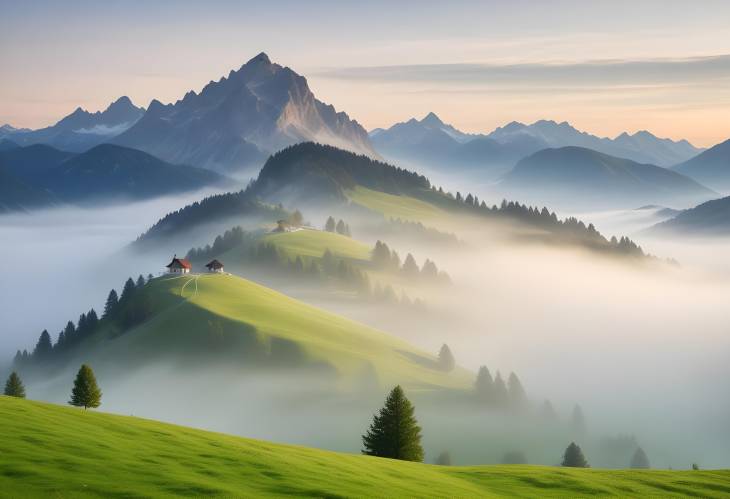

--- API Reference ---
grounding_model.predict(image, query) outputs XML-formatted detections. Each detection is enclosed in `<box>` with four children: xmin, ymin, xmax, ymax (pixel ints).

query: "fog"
<box><xmin>3</xmin><ymin>186</ymin><xmax>730</xmax><ymax>469</ymax></box>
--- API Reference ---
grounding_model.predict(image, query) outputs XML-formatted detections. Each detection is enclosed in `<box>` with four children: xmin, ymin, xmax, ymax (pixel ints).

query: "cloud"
<box><xmin>315</xmin><ymin>54</ymin><xmax>730</xmax><ymax>89</ymax></box>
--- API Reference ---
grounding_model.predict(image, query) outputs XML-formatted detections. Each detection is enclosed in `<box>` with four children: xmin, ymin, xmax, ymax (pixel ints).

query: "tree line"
<box><xmin>324</xmin><ymin>216</ymin><xmax>351</xmax><ymax>237</ymax></box>
<box><xmin>12</xmin><ymin>274</ymin><xmax>154</xmax><ymax>368</ymax></box>
<box><xmin>371</xmin><ymin>240</ymin><xmax>451</xmax><ymax>285</ymax></box>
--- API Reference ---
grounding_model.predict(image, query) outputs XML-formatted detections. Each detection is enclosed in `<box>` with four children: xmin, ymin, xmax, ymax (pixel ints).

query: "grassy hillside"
<box><xmin>95</xmin><ymin>273</ymin><xmax>470</xmax><ymax>390</ymax></box>
<box><xmin>262</xmin><ymin>228</ymin><xmax>371</xmax><ymax>262</ymax></box>
<box><xmin>2</xmin><ymin>397</ymin><xmax>728</xmax><ymax>498</ymax></box>
<box><xmin>348</xmin><ymin>185</ymin><xmax>447</xmax><ymax>222</ymax></box>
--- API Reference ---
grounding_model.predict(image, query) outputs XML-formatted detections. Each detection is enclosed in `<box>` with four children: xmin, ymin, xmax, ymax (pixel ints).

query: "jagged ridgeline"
<box><xmin>135</xmin><ymin>142</ymin><xmax>649</xmax><ymax>259</ymax></box>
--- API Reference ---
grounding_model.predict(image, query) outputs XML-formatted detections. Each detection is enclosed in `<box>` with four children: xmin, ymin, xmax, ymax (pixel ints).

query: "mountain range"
<box><xmin>0</xmin><ymin>144</ymin><xmax>225</xmax><ymax>212</ymax></box>
<box><xmin>0</xmin><ymin>97</ymin><xmax>145</xmax><ymax>153</ymax></box>
<box><xmin>499</xmin><ymin>146</ymin><xmax>715</xmax><ymax>209</ymax></box>
<box><xmin>113</xmin><ymin>52</ymin><xmax>376</xmax><ymax>174</ymax></box>
<box><xmin>371</xmin><ymin>113</ymin><xmax>703</xmax><ymax>179</ymax></box>
<box><xmin>647</xmin><ymin>195</ymin><xmax>730</xmax><ymax>235</ymax></box>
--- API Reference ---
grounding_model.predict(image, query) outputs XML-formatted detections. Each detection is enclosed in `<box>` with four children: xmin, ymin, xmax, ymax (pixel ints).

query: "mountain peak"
<box><xmin>421</xmin><ymin>112</ymin><xmax>444</xmax><ymax>126</ymax></box>
<box><xmin>246</xmin><ymin>52</ymin><xmax>271</xmax><ymax>66</ymax></box>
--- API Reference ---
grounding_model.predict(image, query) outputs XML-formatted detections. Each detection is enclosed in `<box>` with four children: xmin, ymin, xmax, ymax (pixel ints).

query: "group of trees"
<box><xmin>13</xmin><ymin>275</ymin><xmax>153</xmax><ymax>369</ymax></box>
<box><xmin>371</xmin><ymin>241</ymin><xmax>450</xmax><ymax>284</ymax></box>
<box><xmin>474</xmin><ymin>366</ymin><xmax>528</xmax><ymax>411</ymax></box>
<box><xmin>324</xmin><ymin>216</ymin><xmax>351</xmax><ymax>237</ymax></box>
<box><xmin>186</xmin><ymin>226</ymin><xmax>255</xmax><ymax>262</ymax></box>
<box><xmin>560</xmin><ymin>443</ymin><xmax>649</xmax><ymax>469</ymax></box>
<box><xmin>3</xmin><ymin>365</ymin><xmax>101</xmax><ymax>409</ymax></box>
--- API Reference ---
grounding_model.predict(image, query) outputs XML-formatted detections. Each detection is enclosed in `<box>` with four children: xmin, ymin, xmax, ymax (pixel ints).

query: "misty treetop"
<box><xmin>324</xmin><ymin>216</ymin><xmax>351</xmax><ymax>237</ymax></box>
<box><xmin>371</xmin><ymin>240</ymin><xmax>450</xmax><ymax>284</ymax></box>
<box><xmin>473</xmin><ymin>366</ymin><xmax>533</xmax><ymax>412</ymax></box>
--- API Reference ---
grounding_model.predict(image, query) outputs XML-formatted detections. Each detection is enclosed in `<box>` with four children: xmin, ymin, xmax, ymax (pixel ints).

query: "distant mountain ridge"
<box><xmin>114</xmin><ymin>52</ymin><xmax>376</xmax><ymax>173</ymax></box>
<box><xmin>371</xmin><ymin>113</ymin><xmax>703</xmax><ymax>178</ymax></box>
<box><xmin>647</xmin><ymin>195</ymin><xmax>730</xmax><ymax>236</ymax></box>
<box><xmin>0</xmin><ymin>144</ymin><xmax>225</xmax><ymax>212</ymax></box>
<box><xmin>672</xmin><ymin>139</ymin><xmax>730</xmax><ymax>192</ymax></box>
<box><xmin>0</xmin><ymin>97</ymin><xmax>145</xmax><ymax>152</ymax></box>
<box><xmin>500</xmin><ymin>146</ymin><xmax>715</xmax><ymax>209</ymax></box>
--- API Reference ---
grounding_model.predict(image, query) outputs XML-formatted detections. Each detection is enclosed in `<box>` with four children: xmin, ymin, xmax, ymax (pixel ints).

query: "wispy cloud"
<box><xmin>315</xmin><ymin>54</ymin><xmax>730</xmax><ymax>88</ymax></box>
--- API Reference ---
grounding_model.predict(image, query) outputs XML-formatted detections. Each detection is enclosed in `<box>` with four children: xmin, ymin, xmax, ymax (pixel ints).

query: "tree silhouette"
<box><xmin>69</xmin><ymin>364</ymin><xmax>102</xmax><ymax>409</ymax></box>
<box><xmin>325</xmin><ymin>216</ymin><xmax>336</xmax><ymax>232</ymax></box>
<box><xmin>33</xmin><ymin>330</ymin><xmax>53</xmax><ymax>359</ymax></box>
<box><xmin>572</xmin><ymin>404</ymin><xmax>587</xmax><ymax>435</ymax></box>
<box><xmin>630</xmin><ymin>447</ymin><xmax>650</xmax><ymax>469</ymax></box>
<box><xmin>493</xmin><ymin>371</ymin><xmax>509</xmax><ymax>408</ymax></box>
<box><xmin>562</xmin><ymin>442</ymin><xmax>589</xmax><ymax>467</ymax></box>
<box><xmin>438</xmin><ymin>344</ymin><xmax>455</xmax><ymax>372</ymax></box>
<box><xmin>507</xmin><ymin>372</ymin><xmax>528</xmax><ymax>410</ymax></box>
<box><xmin>474</xmin><ymin>366</ymin><xmax>494</xmax><ymax>405</ymax></box>
<box><xmin>103</xmin><ymin>289</ymin><xmax>119</xmax><ymax>318</ymax></box>
<box><xmin>362</xmin><ymin>385</ymin><xmax>424</xmax><ymax>461</ymax></box>
<box><xmin>4</xmin><ymin>372</ymin><xmax>25</xmax><ymax>398</ymax></box>
<box><xmin>435</xmin><ymin>451</ymin><xmax>452</xmax><ymax>465</ymax></box>
<box><xmin>402</xmin><ymin>253</ymin><xmax>420</xmax><ymax>279</ymax></box>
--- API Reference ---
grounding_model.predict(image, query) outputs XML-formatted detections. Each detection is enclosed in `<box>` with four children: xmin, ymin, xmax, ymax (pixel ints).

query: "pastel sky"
<box><xmin>2</xmin><ymin>0</ymin><xmax>730</xmax><ymax>146</ymax></box>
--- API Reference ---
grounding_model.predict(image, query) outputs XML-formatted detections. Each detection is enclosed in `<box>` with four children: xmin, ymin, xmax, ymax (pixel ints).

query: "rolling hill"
<box><xmin>500</xmin><ymin>146</ymin><xmax>715</xmax><ymax>209</ymax></box>
<box><xmin>673</xmin><ymin>138</ymin><xmax>730</xmax><ymax>192</ymax></box>
<box><xmin>0</xmin><ymin>143</ymin><xmax>227</xmax><ymax>210</ymax></box>
<box><xmin>2</xmin><ymin>396</ymin><xmax>728</xmax><ymax>498</ymax></box>
<box><xmin>647</xmin><ymin>195</ymin><xmax>730</xmax><ymax>236</ymax></box>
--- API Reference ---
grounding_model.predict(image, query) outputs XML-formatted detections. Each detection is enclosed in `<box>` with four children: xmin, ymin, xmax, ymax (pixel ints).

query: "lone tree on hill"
<box><xmin>438</xmin><ymin>344</ymin><xmax>455</xmax><ymax>372</ymax></box>
<box><xmin>69</xmin><ymin>364</ymin><xmax>102</xmax><ymax>409</ymax></box>
<box><xmin>362</xmin><ymin>385</ymin><xmax>424</xmax><ymax>462</ymax></box>
<box><xmin>4</xmin><ymin>372</ymin><xmax>26</xmax><ymax>398</ymax></box>
<box><xmin>562</xmin><ymin>442</ymin><xmax>589</xmax><ymax>467</ymax></box>
<box><xmin>630</xmin><ymin>447</ymin><xmax>651</xmax><ymax>469</ymax></box>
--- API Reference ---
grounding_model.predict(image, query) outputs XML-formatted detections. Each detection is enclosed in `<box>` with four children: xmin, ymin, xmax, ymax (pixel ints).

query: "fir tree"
<box><xmin>435</xmin><ymin>451</ymin><xmax>452</xmax><ymax>465</ymax></box>
<box><xmin>33</xmin><ymin>330</ymin><xmax>53</xmax><ymax>359</ymax></box>
<box><xmin>4</xmin><ymin>372</ymin><xmax>25</xmax><ymax>398</ymax></box>
<box><xmin>630</xmin><ymin>447</ymin><xmax>650</xmax><ymax>469</ymax></box>
<box><xmin>325</xmin><ymin>216</ymin><xmax>336</xmax><ymax>232</ymax></box>
<box><xmin>69</xmin><ymin>364</ymin><xmax>102</xmax><ymax>409</ymax></box>
<box><xmin>336</xmin><ymin>219</ymin><xmax>347</xmax><ymax>235</ymax></box>
<box><xmin>474</xmin><ymin>366</ymin><xmax>494</xmax><ymax>405</ymax></box>
<box><xmin>120</xmin><ymin>277</ymin><xmax>136</xmax><ymax>303</ymax></box>
<box><xmin>362</xmin><ymin>386</ymin><xmax>424</xmax><ymax>461</ymax></box>
<box><xmin>493</xmin><ymin>371</ymin><xmax>509</xmax><ymax>408</ymax></box>
<box><xmin>402</xmin><ymin>253</ymin><xmax>420</xmax><ymax>279</ymax></box>
<box><xmin>60</xmin><ymin>321</ymin><xmax>76</xmax><ymax>349</ymax></box>
<box><xmin>562</xmin><ymin>442</ymin><xmax>589</xmax><ymax>467</ymax></box>
<box><xmin>103</xmin><ymin>289</ymin><xmax>119</xmax><ymax>318</ymax></box>
<box><xmin>136</xmin><ymin>274</ymin><xmax>146</xmax><ymax>288</ymax></box>
<box><xmin>507</xmin><ymin>372</ymin><xmax>528</xmax><ymax>410</ymax></box>
<box><xmin>437</xmin><ymin>344</ymin><xmax>455</xmax><ymax>372</ymax></box>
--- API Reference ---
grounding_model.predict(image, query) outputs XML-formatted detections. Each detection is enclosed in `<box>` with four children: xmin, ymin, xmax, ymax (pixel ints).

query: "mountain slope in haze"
<box><xmin>500</xmin><ymin>146</ymin><xmax>715</xmax><ymax>209</ymax></box>
<box><xmin>647</xmin><ymin>195</ymin><xmax>730</xmax><ymax>235</ymax></box>
<box><xmin>672</xmin><ymin>138</ymin><xmax>730</xmax><ymax>192</ymax></box>
<box><xmin>114</xmin><ymin>52</ymin><xmax>376</xmax><ymax>173</ymax></box>
<box><xmin>0</xmin><ymin>167</ymin><xmax>57</xmax><ymax>212</ymax></box>
<box><xmin>0</xmin><ymin>97</ymin><xmax>145</xmax><ymax>153</ymax></box>
<box><xmin>0</xmin><ymin>144</ymin><xmax>226</xmax><ymax>210</ymax></box>
<box><xmin>3</xmin><ymin>397</ymin><xmax>728</xmax><ymax>498</ymax></box>
<box><xmin>371</xmin><ymin>113</ymin><xmax>542</xmax><ymax>178</ymax></box>
<box><xmin>488</xmin><ymin>120</ymin><xmax>701</xmax><ymax>167</ymax></box>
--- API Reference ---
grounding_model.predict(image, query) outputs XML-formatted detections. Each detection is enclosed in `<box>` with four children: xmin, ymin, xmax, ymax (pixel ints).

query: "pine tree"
<box><xmin>336</xmin><ymin>219</ymin><xmax>346</xmax><ymax>235</ymax></box>
<box><xmin>362</xmin><ymin>386</ymin><xmax>424</xmax><ymax>462</ymax></box>
<box><xmin>541</xmin><ymin>399</ymin><xmax>558</xmax><ymax>422</ymax></box>
<box><xmin>474</xmin><ymin>366</ymin><xmax>494</xmax><ymax>405</ymax></box>
<box><xmin>289</xmin><ymin>209</ymin><xmax>304</xmax><ymax>227</ymax></box>
<box><xmin>136</xmin><ymin>274</ymin><xmax>146</xmax><ymax>288</ymax></box>
<box><xmin>33</xmin><ymin>330</ymin><xmax>53</xmax><ymax>359</ymax></box>
<box><xmin>630</xmin><ymin>447</ymin><xmax>650</xmax><ymax>469</ymax></box>
<box><xmin>103</xmin><ymin>289</ymin><xmax>119</xmax><ymax>318</ymax></box>
<box><xmin>147</xmin><ymin>273</ymin><xmax>154</xmax><ymax>282</ymax></box>
<box><xmin>437</xmin><ymin>344</ymin><xmax>455</xmax><ymax>372</ymax></box>
<box><xmin>402</xmin><ymin>253</ymin><xmax>420</xmax><ymax>280</ymax></box>
<box><xmin>493</xmin><ymin>371</ymin><xmax>509</xmax><ymax>408</ymax></box>
<box><xmin>61</xmin><ymin>321</ymin><xmax>76</xmax><ymax>348</ymax></box>
<box><xmin>69</xmin><ymin>364</ymin><xmax>102</xmax><ymax>409</ymax></box>
<box><xmin>507</xmin><ymin>372</ymin><xmax>528</xmax><ymax>410</ymax></box>
<box><xmin>435</xmin><ymin>451</ymin><xmax>452</xmax><ymax>465</ymax></box>
<box><xmin>120</xmin><ymin>277</ymin><xmax>136</xmax><ymax>303</ymax></box>
<box><xmin>562</xmin><ymin>442</ymin><xmax>589</xmax><ymax>467</ymax></box>
<box><xmin>325</xmin><ymin>216</ymin><xmax>336</xmax><ymax>232</ymax></box>
<box><xmin>4</xmin><ymin>372</ymin><xmax>25</xmax><ymax>398</ymax></box>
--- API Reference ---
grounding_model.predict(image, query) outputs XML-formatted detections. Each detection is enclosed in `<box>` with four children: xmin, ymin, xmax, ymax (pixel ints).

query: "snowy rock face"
<box><xmin>114</xmin><ymin>53</ymin><xmax>376</xmax><ymax>173</ymax></box>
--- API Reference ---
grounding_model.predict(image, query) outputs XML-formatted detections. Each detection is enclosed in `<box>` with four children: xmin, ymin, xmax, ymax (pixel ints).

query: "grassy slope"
<box><xmin>347</xmin><ymin>185</ymin><xmax>446</xmax><ymax>222</ymax></box>
<box><xmin>102</xmin><ymin>273</ymin><xmax>470</xmax><ymax>390</ymax></box>
<box><xmin>2</xmin><ymin>397</ymin><xmax>728</xmax><ymax>498</ymax></box>
<box><xmin>262</xmin><ymin>228</ymin><xmax>371</xmax><ymax>262</ymax></box>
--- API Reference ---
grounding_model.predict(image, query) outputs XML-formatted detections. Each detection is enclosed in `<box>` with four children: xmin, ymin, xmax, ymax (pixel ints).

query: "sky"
<box><xmin>2</xmin><ymin>0</ymin><xmax>730</xmax><ymax>146</ymax></box>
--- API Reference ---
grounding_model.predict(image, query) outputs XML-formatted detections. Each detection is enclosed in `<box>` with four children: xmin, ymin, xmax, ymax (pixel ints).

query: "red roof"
<box><xmin>166</xmin><ymin>257</ymin><xmax>192</xmax><ymax>269</ymax></box>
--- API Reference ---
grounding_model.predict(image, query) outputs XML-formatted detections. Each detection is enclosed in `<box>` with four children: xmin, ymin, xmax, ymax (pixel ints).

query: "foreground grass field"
<box><xmin>1</xmin><ymin>397</ymin><xmax>728</xmax><ymax>498</ymax></box>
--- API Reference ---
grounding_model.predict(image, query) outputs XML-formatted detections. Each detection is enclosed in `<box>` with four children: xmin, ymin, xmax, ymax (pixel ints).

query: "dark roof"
<box><xmin>205</xmin><ymin>259</ymin><xmax>224</xmax><ymax>269</ymax></box>
<box><xmin>166</xmin><ymin>257</ymin><xmax>192</xmax><ymax>269</ymax></box>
